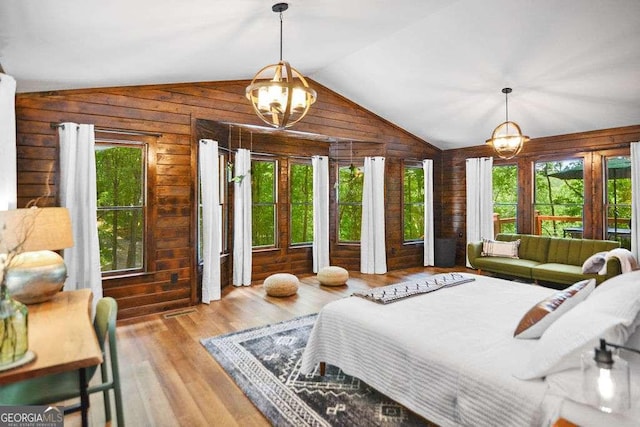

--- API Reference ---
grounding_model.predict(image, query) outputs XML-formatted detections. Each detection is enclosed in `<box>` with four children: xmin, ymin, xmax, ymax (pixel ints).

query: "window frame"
<box><xmin>402</xmin><ymin>161</ymin><xmax>425</xmax><ymax>244</ymax></box>
<box><xmin>251</xmin><ymin>156</ymin><xmax>278</xmax><ymax>249</ymax></box>
<box><xmin>532</xmin><ymin>156</ymin><xmax>586</xmax><ymax>238</ymax></box>
<box><xmin>95</xmin><ymin>138</ymin><xmax>148</xmax><ymax>277</ymax></box>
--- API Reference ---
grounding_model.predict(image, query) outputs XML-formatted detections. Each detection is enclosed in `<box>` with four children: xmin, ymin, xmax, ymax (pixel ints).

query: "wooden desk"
<box><xmin>0</xmin><ymin>289</ymin><xmax>102</xmax><ymax>426</ymax></box>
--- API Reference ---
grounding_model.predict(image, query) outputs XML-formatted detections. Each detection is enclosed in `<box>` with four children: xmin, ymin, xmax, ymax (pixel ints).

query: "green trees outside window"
<box><xmin>534</xmin><ymin>159</ymin><xmax>584</xmax><ymax>237</ymax></box>
<box><xmin>493</xmin><ymin>165</ymin><xmax>518</xmax><ymax>234</ymax></box>
<box><xmin>252</xmin><ymin>159</ymin><xmax>277</xmax><ymax>247</ymax></box>
<box><xmin>403</xmin><ymin>166</ymin><xmax>424</xmax><ymax>241</ymax></box>
<box><xmin>337</xmin><ymin>165</ymin><xmax>363</xmax><ymax>242</ymax></box>
<box><xmin>95</xmin><ymin>143</ymin><xmax>145</xmax><ymax>273</ymax></box>
<box><xmin>290</xmin><ymin>163</ymin><xmax>313</xmax><ymax>245</ymax></box>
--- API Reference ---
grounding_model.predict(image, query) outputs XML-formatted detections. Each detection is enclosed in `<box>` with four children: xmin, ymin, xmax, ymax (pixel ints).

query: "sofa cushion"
<box><xmin>473</xmin><ymin>257</ymin><xmax>541</xmax><ymax>279</ymax></box>
<box><xmin>497</xmin><ymin>234</ymin><xmax>549</xmax><ymax>263</ymax></box>
<box><xmin>546</xmin><ymin>238</ymin><xmax>619</xmax><ymax>266</ymax></box>
<box><xmin>532</xmin><ymin>263</ymin><xmax>609</xmax><ymax>285</ymax></box>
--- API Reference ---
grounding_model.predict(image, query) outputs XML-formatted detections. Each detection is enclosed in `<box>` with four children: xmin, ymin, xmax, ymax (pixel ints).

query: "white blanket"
<box><xmin>300</xmin><ymin>274</ymin><xmax>560</xmax><ymax>427</ymax></box>
<box><xmin>600</xmin><ymin>248</ymin><xmax>639</xmax><ymax>274</ymax></box>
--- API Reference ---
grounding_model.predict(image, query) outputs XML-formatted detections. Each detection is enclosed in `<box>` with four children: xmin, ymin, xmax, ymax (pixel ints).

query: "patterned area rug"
<box><xmin>201</xmin><ymin>314</ymin><xmax>430</xmax><ymax>427</ymax></box>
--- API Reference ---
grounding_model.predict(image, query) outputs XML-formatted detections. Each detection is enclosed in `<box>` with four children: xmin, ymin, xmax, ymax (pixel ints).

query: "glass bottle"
<box><xmin>0</xmin><ymin>283</ymin><xmax>29</xmax><ymax>366</ymax></box>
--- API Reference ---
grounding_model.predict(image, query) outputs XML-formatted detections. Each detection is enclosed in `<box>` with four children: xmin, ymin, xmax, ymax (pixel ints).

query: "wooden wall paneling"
<box><xmin>16</xmin><ymin>79</ymin><xmax>437</xmax><ymax>319</ymax></box>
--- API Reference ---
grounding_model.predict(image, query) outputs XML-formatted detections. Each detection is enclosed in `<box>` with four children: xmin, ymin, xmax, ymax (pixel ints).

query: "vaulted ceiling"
<box><xmin>1</xmin><ymin>0</ymin><xmax>639</xmax><ymax>150</ymax></box>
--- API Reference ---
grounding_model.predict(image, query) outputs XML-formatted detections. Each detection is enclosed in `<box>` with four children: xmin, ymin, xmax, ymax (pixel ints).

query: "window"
<box><xmin>290</xmin><ymin>162</ymin><xmax>313</xmax><ymax>245</ymax></box>
<box><xmin>605</xmin><ymin>156</ymin><xmax>631</xmax><ymax>249</ymax></box>
<box><xmin>337</xmin><ymin>164</ymin><xmax>363</xmax><ymax>243</ymax></box>
<box><xmin>197</xmin><ymin>153</ymin><xmax>228</xmax><ymax>261</ymax></box>
<box><xmin>403</xmin><ymin>165</ymin><xmax>424</xmax><ymax>242</ymax></box>
<box><xmin>95</xmin><ymin>142</ymin><xmax>146</xmax><ymax>273</ymax></box>
<box><xmin>252</xmin><ymin>158</ymin><xmax>277</xmax><ymax>247</ymax></box>
<box><xmin>492</xmin><ymin>164</ymin><xmax>518</xmax><ymax>234</ymax></box>
<box><xmin>534</xmin><ymin>159</ymin><xmax>584</xmax><ymax>237</ymax></box>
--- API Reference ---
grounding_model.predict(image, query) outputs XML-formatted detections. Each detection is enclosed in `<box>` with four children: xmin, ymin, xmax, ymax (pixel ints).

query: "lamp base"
<box><xmin>5</xmin><ymin>250</ymin><xmax>67</xmax><ymax>305</ymax></box>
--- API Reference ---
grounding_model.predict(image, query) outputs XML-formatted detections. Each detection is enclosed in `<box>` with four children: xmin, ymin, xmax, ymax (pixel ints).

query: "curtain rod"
<box><xmin>50</xmin><ymin>122</ymin><xmax>162</xmax><ymax>138</ymax></box>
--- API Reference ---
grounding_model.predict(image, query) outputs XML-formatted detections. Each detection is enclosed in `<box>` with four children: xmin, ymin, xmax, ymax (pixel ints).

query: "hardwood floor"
<box><xmin>65</xmin><ymin>266</ymin><xmax>470</xmax><ymax>426</ymax></box>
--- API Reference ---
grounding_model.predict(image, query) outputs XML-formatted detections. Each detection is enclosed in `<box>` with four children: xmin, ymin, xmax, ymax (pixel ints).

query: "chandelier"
<box><xmin>246</xmin><ymin>3</ymin><xmax>317</xmax><ymax>129</ymax></box>
<box><xmin>486</xmin><ymin>87</ymin><xmax>529</xmax><ymax>159</ymax></box>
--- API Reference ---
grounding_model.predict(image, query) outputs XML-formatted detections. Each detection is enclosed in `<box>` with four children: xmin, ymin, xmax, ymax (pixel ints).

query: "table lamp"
<box><xmin>0</xmin><ymin>207</ymin><xmax>74</xmax><ymax>304</ymax></box>
<box><xmin>582</xmin><ymin>339</ymin><xmax>640</xmax><ymax>413</ymax></box>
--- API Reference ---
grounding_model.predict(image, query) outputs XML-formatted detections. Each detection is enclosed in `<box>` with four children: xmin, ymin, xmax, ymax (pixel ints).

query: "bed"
<box><xmin>299</xmin><ymin>272</ymin><xmax>640</xmax><ymax>427</ymax></box>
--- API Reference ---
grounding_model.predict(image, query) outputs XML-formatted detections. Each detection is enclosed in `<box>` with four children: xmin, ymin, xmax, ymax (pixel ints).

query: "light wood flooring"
<box><xmin>64</xmin><ymin>266</ymin><xmax>471</xmax><ymax>426</ymax></box>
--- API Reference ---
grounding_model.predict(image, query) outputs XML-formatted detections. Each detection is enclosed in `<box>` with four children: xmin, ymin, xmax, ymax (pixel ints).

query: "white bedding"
<box><xmin>300</xmin><ymin>273</ymin><xmax>561</xmax><ymax>426</ymax></box>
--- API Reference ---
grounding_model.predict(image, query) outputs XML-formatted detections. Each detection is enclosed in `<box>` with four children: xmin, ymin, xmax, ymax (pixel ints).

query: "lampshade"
<box><xmin>0</xmin><ymin>207</ymin><xmax>74</xmax><ymax>254</ymax></box>
<box><xmin>245</xmin><ymin>3</ymin><xmax>317</xmax><ymax>129</ymax></box>
<box><xmin>486</xmin><ymin>88</ymin><xmax>529</xmax><ymax>159</ymax></box>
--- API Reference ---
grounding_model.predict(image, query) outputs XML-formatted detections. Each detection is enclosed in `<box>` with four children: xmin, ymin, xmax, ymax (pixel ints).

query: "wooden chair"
<box><xmin>0</xmin><ymin>297</ymin><xmax>125</xmax><ymax>426</ymax></box>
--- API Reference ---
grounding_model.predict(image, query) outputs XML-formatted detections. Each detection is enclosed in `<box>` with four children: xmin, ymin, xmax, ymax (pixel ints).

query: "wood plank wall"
<box><xmin>441</xmin><ymin>125</ymin><xmax>640</xmax><ymax>265</ymax></box>
<box><xmin>15</xmin><ymin>79</ymin><xmax>440</xmax><ymax>319</ymax></box>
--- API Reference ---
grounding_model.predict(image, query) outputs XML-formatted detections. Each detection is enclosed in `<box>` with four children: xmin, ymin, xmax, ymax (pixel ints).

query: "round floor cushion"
<box><xmin>263</xmin><ymin>273</ymin><xmax>299</xmax><ymax>297</ymax></box>
<box><xmin>317</xmin><ymin>266</ymin><xmax>349</xmax><ymax>286</ymax></box>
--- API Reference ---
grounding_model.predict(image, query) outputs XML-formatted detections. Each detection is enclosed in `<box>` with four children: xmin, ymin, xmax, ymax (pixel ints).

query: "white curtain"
<box><xmin>58</xmin><ymin>123</ymin><xmax>102</xmax><ymax>300</ymax></box>
<box><xmin>0</xmin><ymin>73</ymin><xmax>17</xmax><ymax>210</ymax></box>
<box><xmin>631</xmin><ymin>142</ymin><xmax>640</xmax><ymax>262</ymax></box>
<box><xmin>199</xmin><ymin>139</ymin><xmax>221</xmax><ymax>303</ymax></box>
<box><xmin>233</xmin><ymin>148</ymin><xmax>252</xmax><ymax>286</ymax></box>
<box><xmin>423</xmin><ymin>159</ymin><xmax>435</xmax><ymax>266</ymax></box>
<box><xmin>312</xmin><ymin>155</ymin><xmax>330</xmax><ymax>273</ymax></box>
<box><xmin>466</xmin><ymin>157</ymin><xmax>494</xmax><ymax>267</ymax></box>
<box><xmin>361</xmin><ymin>156</ymin><xmax>387</xmax><ymax>274</ymax></box>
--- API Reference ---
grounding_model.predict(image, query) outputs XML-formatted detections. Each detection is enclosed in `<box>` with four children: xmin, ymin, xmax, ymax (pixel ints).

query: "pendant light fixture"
<box><xmin>246</xmin><ymin>3</ymin><xmax>317</xmax><ymax>129</ymax></box>
<box><xmin>486</xmin><ymin>87</ymin><xmax>529</xmax><ymax>159</ymax></box>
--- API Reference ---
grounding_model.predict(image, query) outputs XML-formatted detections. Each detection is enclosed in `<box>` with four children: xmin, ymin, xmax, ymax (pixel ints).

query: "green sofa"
<box><xmin>467</xmin><ymin>233</ymin><xmax>622</xmax><ymax>286</ymax></box>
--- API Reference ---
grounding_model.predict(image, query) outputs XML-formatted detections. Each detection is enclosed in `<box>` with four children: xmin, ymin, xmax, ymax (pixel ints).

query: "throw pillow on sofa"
<box><xmin>581</xmin><ymin>251</ymin><xmax>607</xmax><ymax>274</ymax></box>
<box><xmin>513</xmin><ymin>279</ymin><xmax>595</xmax><ymax>339</ymax></box>
<box><xmin>481</xmin><ymin>238</ymin><xmax>520</xmax><ymax>258</ymax></box>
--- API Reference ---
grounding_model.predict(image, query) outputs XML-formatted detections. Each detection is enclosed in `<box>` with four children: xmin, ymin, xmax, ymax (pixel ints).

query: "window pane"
<box><xmin>252</xmin><ymin>205</ymin><xmax>275</xmax><ymax>247</ymax></box>
<box><xmin>251</xmin><ymin>159</ymin><xmax>277</xmax><ymax>248</ymax></box>
<box><xmin>534</xmin><ymin>160</ymin><xmax>584</xmax><ymax>237</ymax></box>
<box><xmin>338</xmin><ymin>166</ymin><xmax>363</xmax><ymax>203</ymax></box>
<box><xmin>252</xmin><ymin>160</ymin><xmax>275</xmax><ymax>203</ymax></box>
<box><xmin>403</xmin><ymin>167</ymin><xmax>424</xmax><ymax>203</ymax></box>
<box><xmin>493</xmin><ymin>165</ymin><xmax>518</xmax><ymax>234</ymax></box>
<box><xmin>606</xmin><ymin>156</ymin><xmax>631</xmax><ymax>249</ymax></box>
<box><xmin>95</xmin><ymin>144</ymin><xmax>145</xmax><ymax>273</ymax></box>
<box><xmin>97</xmin><ymin>208</ymin><xmax>143</xmax><ymax>271</ymax></box>
<box><xmin>338</xmin><ymin>205</ymin><xmax>362</xmax><ymax>242</ymax></box>
<box><xmin>290</xmin><ymin>163</ymin><xmax>313</xmax><ymax>245</ymax></box>
<box><xmin>403</xmin><ymin>204</ymin><xmax>424</xmax><ymax>241</ymax></box>
<box><xmin>291</xmin><ymin>205</ymin><xmax>313</xmax><ymax>244</ymax></box>
<box><xmin>337</xmin><ymin>166</ymin><xmax>363</xmax><ymax>243</ymax></box>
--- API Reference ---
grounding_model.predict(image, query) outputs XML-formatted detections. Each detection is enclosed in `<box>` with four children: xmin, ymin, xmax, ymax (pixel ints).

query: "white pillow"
<box><xmin>514</xmin><ymin>270</ymin><xmax>640</xmax><ymax>379</ymax></box>
<box><xmin>513</xmin><ymin>279</ymin><xmax>595</xmax><ymax>339</ymax></box>
<box><xmin>481</xmin><ymin>238</ymin><xmax>519</xmax><ymax>258</ymax></box>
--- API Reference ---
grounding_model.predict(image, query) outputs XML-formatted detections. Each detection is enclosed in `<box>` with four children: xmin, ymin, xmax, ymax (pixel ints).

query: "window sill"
<box><xmin>101</xmin><ymin>270</ymin><xmax>152</xmax><ymax>281</ymax></box>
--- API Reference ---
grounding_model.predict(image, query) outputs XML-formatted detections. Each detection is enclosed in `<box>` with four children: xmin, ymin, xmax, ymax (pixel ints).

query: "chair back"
<box><xmin>94</xmin><ymin>297</ymin><xmax>117</xmax><ymax>348</ymax></box>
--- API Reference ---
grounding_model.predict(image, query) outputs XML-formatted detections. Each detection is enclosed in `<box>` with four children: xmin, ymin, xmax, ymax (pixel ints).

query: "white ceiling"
<box><xmin>1</xmin><ymin>0</ymin><xmax>639</xmax><ymax>150</ymax></box>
